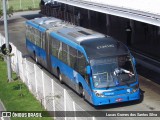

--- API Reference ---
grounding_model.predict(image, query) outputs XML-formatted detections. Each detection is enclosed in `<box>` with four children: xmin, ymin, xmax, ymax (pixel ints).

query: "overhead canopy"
<box><xmin>54</xmin><ymin>0</ymin><xmax>160</xmax><ymax>26</ymax></box>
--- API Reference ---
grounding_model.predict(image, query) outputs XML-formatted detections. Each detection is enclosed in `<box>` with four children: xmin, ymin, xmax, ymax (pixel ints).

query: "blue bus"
<box><xmin>26</xmin><ymin>17</ymin><xmax>140</xmax><ymax>106</ymax></box>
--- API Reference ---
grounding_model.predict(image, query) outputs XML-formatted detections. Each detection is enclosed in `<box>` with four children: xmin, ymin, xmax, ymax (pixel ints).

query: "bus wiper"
<box><xmin>121</xmin><ymin>68</ymin><xmax>134</xmax><ymax>77</ymax></box>
<box><xmin>114</xmin><ymin>68</ymin><xmax>134</xmax><ymax>77</ymax></box>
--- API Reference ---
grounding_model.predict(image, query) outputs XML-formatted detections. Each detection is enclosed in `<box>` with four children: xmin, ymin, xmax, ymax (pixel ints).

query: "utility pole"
<box><xmin>3</xmin><ymin>0</ymin><xmax>12</xmax><ymax>82</ymax></box>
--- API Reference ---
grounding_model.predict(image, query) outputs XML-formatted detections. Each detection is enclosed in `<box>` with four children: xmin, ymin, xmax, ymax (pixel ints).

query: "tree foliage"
<box><xmin>0</xmin><ymin>6</ymin><xmax>14</xmax><ymax>19</ymax></box>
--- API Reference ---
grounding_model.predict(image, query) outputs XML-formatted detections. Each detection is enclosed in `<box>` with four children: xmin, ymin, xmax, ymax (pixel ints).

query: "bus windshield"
<box><xmin>90</xmin><ymin>55</ymin><xmax>136</xmax><ymax>88</ymax></box>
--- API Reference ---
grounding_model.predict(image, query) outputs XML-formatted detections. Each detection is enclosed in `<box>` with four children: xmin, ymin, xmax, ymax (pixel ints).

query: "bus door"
<box><xmin>59</xmin><ymin>43</ymin><xmax>75</xmax><ymax>88</ymax></box>
<box><xmin>68</xmin><ymin>46</ymin><xmax>78</xmax><ymax>90</ymax></box>
<box><xmin>78</xmin><ymin>51</ymin><xmax>92</xmax><ymax>100</ymax></box>
<box><xmin>84</xmin><ymin>73</ymin><xmax>92</xmax><ymax>101</ymax></box>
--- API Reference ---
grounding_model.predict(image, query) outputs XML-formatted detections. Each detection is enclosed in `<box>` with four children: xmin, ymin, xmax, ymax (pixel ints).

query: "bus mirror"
<box><xmin>132</xmin><ymin>57</ymin><xmax>136</xmax><ymax>65</ymax></box>
<box><xmin>86</xmin><ymin>66</ymin><xmax>91</xmax><ymax>74</ymax></box>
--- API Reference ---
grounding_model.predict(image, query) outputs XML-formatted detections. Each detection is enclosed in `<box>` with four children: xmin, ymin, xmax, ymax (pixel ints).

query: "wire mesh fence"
<box><xmin>0</xmin><ymin>0</ymin><xmax>40</xmax><ymax>11</ymax></box>
<box><xmin>0</xmin><ymin>33</ymin><xmax>95</xmax><ymax>120</ymax></box>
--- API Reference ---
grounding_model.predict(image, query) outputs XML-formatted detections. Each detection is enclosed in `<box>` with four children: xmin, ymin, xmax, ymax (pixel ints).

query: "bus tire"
<box><xmin>57</xmin><ymin>69</ymin><xmax>63</xmax><ymax>84</ymax></box>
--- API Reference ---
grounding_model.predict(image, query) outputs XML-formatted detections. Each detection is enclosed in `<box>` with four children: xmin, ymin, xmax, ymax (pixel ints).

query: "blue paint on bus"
<box><xmin>26</xmin><ymin>38</ymin><xmax>47</xmax><ymax>63</ymax></box>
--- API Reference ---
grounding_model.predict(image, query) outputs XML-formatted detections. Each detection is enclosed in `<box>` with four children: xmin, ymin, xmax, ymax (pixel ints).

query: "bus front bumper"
<box><xmin>92</xmin><ymin>89</ymin><xmax>140</xmax><ymax>106</ymax></box>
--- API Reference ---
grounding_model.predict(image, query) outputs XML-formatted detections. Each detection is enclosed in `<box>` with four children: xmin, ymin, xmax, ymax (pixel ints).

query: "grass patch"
<box><xmin>0</xmin><ymin>60</ymin><xmax>52</xmax><ymax>120</ymax></box>
<box><xmin>0</xmin><ymin>0</ymin><xmax>40</xmax><ymax>11</ymax></box>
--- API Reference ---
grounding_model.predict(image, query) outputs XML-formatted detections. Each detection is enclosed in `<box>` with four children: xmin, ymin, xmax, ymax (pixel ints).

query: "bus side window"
<box><xmin>26</xmin><ymin>25</ymin><xmax>30</xmax><ymax>40</ymax></box>
<box><xmin>29</xmin><ymin>27</ymin><xmax>32</xmax><ymax>41</ymax></box>
<box><xmin>52</xmin><ymin>37</ymin><xmax>60</xmax><ymax>58</ymax></box>
<box><xmin>42</xmin><ymin>33</ymin><xmax>45</xmax><ymax>49</ymax></box>
<box><xmin>62</xmin><ymin>43</ymin><xmax>68</xmax><ymax>65</ymax></box>
<box><xmin>38</xmin><ymin>30</ymin><xmax>41</xmax><ymax>47</ymax></box>
<box><xmin>78</xmin><ymin>51</ymin><xmax>86</xmax><ymax>77</ymax></box>
<box><xmin>69</xmin><ymin>46</ymin><xmax>77</xmax><ymax>70</ymax></box>
<box><xmin>26</xmin><ymin>25</ymin><xmax>28</xmax><ymax>38</ymax></box>
<box><xmin>58</xmin><ymin>42</ymin><xmax>62</xmax><ymax>61</ymax></box>
<box><xmin>34</xmin><ymin>29</ymin><xmax>37</xmax><ymax>45</ymax></box>
<box><xmin>28</xmin><ymin>27</ymin><xmax>32</xmax><ymax>42</ymax></box>
<box><xmin>30</xmin><ymin>27</ymin><xmax>35</xmax><ymax>43</ymax></box>
<box><xmin>35</xmin><ymin>29</ymin><xmax>41</xmax><ymax>47</ymax></box>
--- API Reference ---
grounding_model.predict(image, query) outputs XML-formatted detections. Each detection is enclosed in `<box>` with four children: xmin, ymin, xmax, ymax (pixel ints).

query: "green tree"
<box><xmin>0</xmin><ymin>6</ymin><xmax>13</xmax><ymax>19</ymax></box>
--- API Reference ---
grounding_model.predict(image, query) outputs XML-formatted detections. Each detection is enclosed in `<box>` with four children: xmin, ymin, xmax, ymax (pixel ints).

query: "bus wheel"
<box><xmin>57</xmin><ymin>69</ymin><xmax>63</xmax><ymax>84</ymax></box>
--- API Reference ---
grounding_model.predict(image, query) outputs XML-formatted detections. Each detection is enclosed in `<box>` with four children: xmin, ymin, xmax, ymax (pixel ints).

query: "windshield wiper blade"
<box><xmin>121</xmin><ymin>68</ymin><xmax>134</xmax><ymax>76</ymax></box>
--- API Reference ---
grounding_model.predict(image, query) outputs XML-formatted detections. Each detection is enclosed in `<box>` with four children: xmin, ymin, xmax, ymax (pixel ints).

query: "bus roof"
<box><xmin>80</xmin><ymin>37</ymin><xmax>129</xmax><ymax>59</ymax></box>
<box><xmin>26</xmin><ymin>17</ymin><xmax>105</xmax><ymax>44</ymax></box>
<box><xmin>56</xmin><ymin>26</ymin><xmax>105</xmax><ymax>44</ymax></box>
<box><xmin>26</xmin><ymin>17</ymin><xmax>129</xmax><ymax>59</ymax></box>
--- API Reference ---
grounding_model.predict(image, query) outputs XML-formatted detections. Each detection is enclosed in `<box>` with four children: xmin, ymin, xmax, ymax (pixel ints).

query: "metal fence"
<box><xmin>0</xmin><ymin>0</ymin><xmax>40</xmax><ymax>11</ymax></box>
<box><xmin>0</xmin><ymin>33</ymin><xmax>95</xmax><ymax>120</ymax></box>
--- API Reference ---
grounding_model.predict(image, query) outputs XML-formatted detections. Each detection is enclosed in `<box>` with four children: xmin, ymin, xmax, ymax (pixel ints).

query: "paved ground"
<box><xmin>0</xmin><ymin>11</ymin><xmax>160</xmax><ymax>120</ymax></box>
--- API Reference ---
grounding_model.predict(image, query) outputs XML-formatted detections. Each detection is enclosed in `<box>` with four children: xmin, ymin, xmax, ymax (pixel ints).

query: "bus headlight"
<box><xmin>93</xmin><ymin>90</ymin><xmax>104</xmax><ymax>97</ymax></box>
<box><xmin>132</xmin><ymin>84</ymin><xmax>139</xmax><ymax>93</ymax></box>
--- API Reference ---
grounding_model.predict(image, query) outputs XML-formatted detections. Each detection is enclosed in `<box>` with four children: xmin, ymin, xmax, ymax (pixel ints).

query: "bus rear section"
<box><xmin>81</xmin><ymin>37</ymin><xmax>140</xmax><ymax>105</ymax></box>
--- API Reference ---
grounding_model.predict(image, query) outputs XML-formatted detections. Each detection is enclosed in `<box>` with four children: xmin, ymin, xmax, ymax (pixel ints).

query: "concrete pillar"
<box><xmin>158</xmin><ymin>27</ymin><xmax>160</xmax><ymax>35</ymax></box>
<box><xmin>73</xmin><ymin>6</ymin><xmax>75</xmax><ymax>24</ymax></box>
<box><xmin>93</xmin><ymin>12</ymin><xmax>98</xmax><ymax>29</ymax></box>
<box><xmin>158</xmin><ymin>27</ymin><xmax>160</xmax><ymax>44</ymax></box>
<box><xmin>130</xmin><ymin>20</ymin><xmax>135</xmax><ymax>45</ymax></box>
<box><xmin>72</xmin><ymin>6</ymin><xmax>75</xmax><ymax>14</ymax></box>
<box><xmin>106</xmin><ymin>14</ymin><xmax>110</xmax><ymax>35</ymax></box>
<box><xmin>64</xmin><ymin>4</ymin><xmax>67</xmax><ymax>20</ymax></box>
<box><xmin>87</xmin><ymin>10</ymin><xmax>91</xmax><ymax>28</ymax></box>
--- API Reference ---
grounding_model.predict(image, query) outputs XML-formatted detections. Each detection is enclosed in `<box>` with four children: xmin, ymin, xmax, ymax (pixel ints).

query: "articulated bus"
<box><xmin>26</xmin><ymin>17</ymin><xmax>140</xmax><ymax>106</ymax></box>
